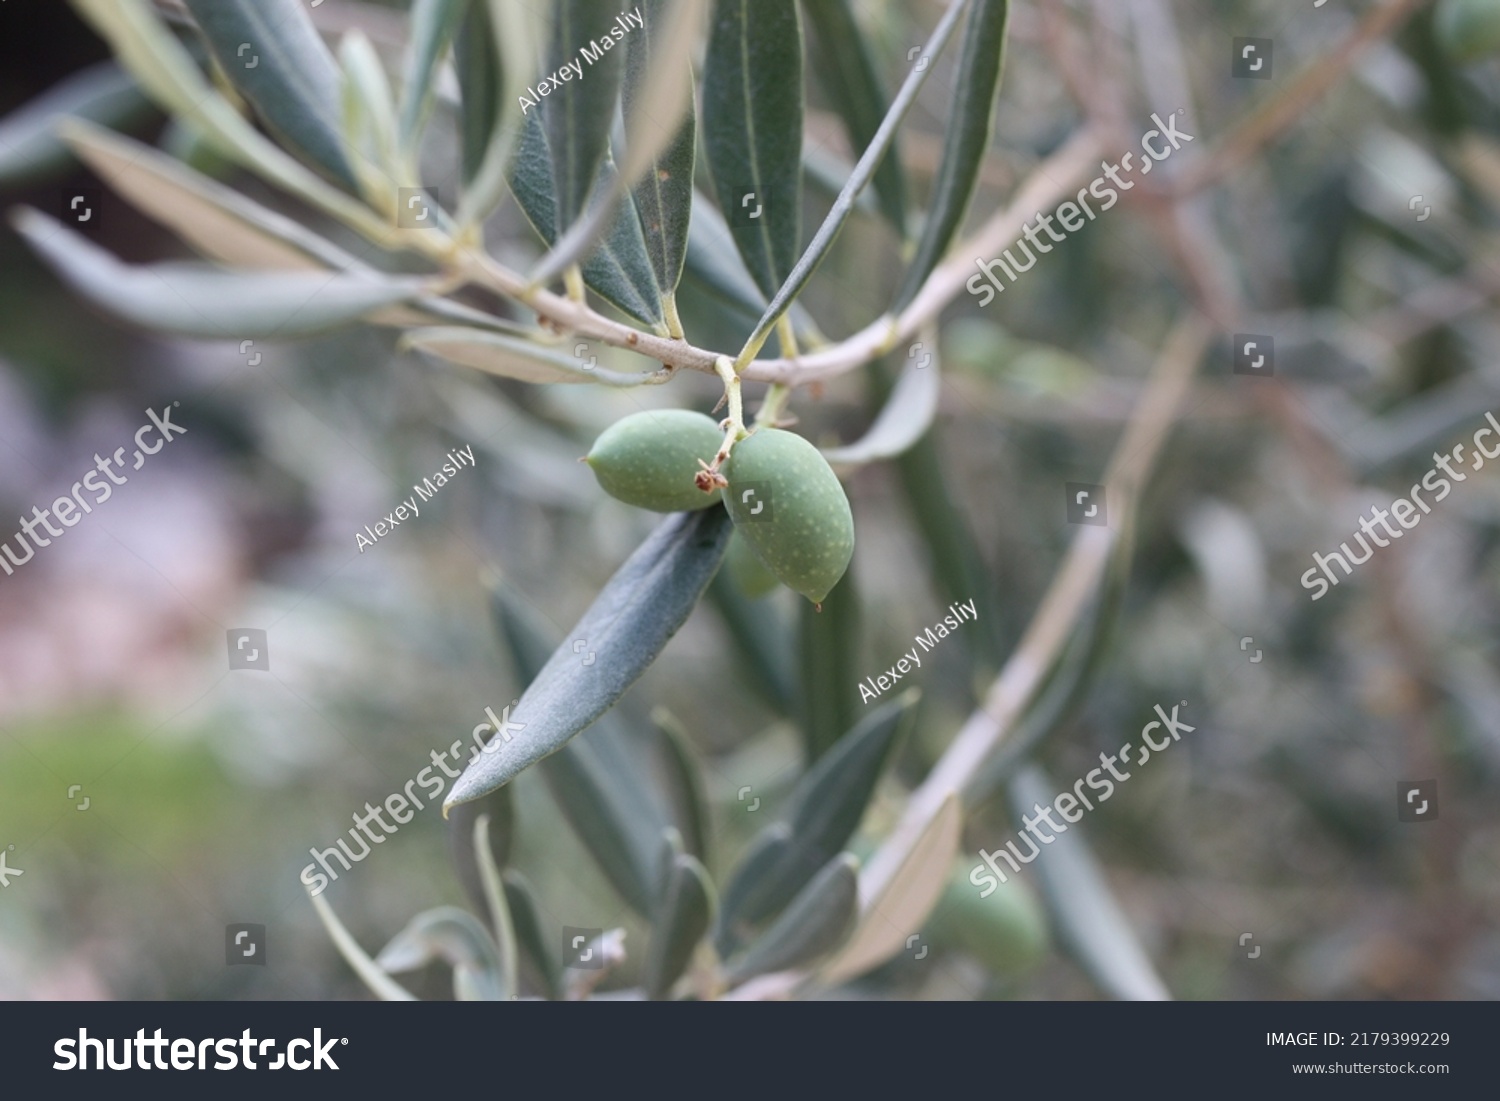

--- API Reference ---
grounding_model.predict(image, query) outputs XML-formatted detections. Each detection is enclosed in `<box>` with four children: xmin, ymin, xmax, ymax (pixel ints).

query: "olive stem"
<box><xmin>755</xmin><ymin>383</ymin><xmax>791</xmax><ymax>428</ymax></box>
<box><xmin>706</xmin><ymin>356</ymin><xmax>747</xmax><ymax>476</ymax></box>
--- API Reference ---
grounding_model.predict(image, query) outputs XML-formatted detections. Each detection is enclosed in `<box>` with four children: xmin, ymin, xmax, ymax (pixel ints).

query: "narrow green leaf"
<box><xmin>776</xmin><ymin>689</ymin><xmax>914</xmax><ymax>887</ymax></box>
<box><xmin>0</xmin><ymin>62</ymin><xmax>150</xmax><ymax>187</ymax></box>
<box><xmin>702</xmin><ymin>0</ymin><xmax>803</xmax><ymax>299</ymax></box>
<box><xmin>713</xmin><ymin>823</ymin><xmax>794</xmax><ymax>957</ymax></box>
<box><xmin>705</xmin><ymin>569</ymin><xmax>797</xmax><ymax>713</ymax></box>
<box><xmin>308</xmin><ymin>892</ymin><xmax>417</xmax><ymax>1001</ymax></box>
<box><xmin>873</xmin><ymin>356</ymin><xmax>1006</xmax><ymax>669</ymax></box>
<box><xmin>726</xmin><ymin>853</ymin><xmax>858</xmax><ymax>983</ymax></box>
<box><xmin>472</xmin><ymin>812</ymin><xmax>518</xmax><ymax>1002</ymax></box>
<box><xmin>527</xmin><ymin>0</ymin><xmax>702</xmax><ymax>295</ymax></box>
<box><xmin>802</xmin><ymin>0</ymin><xmax>907</xmax><ymax>235</ymax></box>
<box><xmin>375</xmin><ymin>906</ymin><xmax>506</xmax><ymax>1001</ymax></box>
<box><xmin>446</xmin><ymin>508</ymin><xmax>731</xmax><ymax>805</ymax></box>
<box><xmin>540</xmin><ymin>736</ymin><xmax>665</xmax><ymax>915</ymax></box>
<box><xmin>821</xmin><ymin>329</ymin><xmax>941</xmax><ymax>466</ymax></box>
<box><xmin>819</xmin><ymin>792</ymin><xmax>962</xmax><ymax>986</ymax></box>
<box><xmin>455</xmin><ymin>0</ymin><xmax>499</xmax><ymax>181</ymax></box>
<box><xmin>62</xmin><ymin>120</ymin><xmax>345</xmax><ymax>271</ymax></box>
<box><xmin>13</xmin><ymin>209</ymin><xmax>430</xmax><ymax>338</ymax></box>
<box><xmin>796</xmin><ymin>565</ymin><xmax>862</xmax><ymax>762</ymax></box>
<box><xmin>401</xmin><ymin>326</ymin><xmax>664</xmax><ymax>386</ymax></box>
<box><xmin>715</xmin><ymin>691</ymin><xmax>915</xmax><ymax>949</ymax></box>
<box><xmin>399</xmin><ymin>0</ymin><xmax>469</xmax><ymax>155</ymax></box>
<box><xmin>891</xmin><ymin>0</ymin><xmax>1009</xmax><ymax>312</ymax></box>
<box><xmin>1007</xmin><ymin>765</ymin><xmax>1170</xmax><ymax>1000</ymax></box>
<box><xmin>69</xmin><ymin>0</ymin><xmax>395</xmax><ymax>244</ymax></box>
<box><xmin>626</xmin><ymin>0</ymin><xmax>697</xmax><ymax>297</ymax></box>
<box><xmin>455</xmin><ymin>0</ymin><xmax>545</xmax><ymax>227</ymax></box>
<box><xmin>180</xmin><ymin>0</ymin><xmax>358</xmax><ymax>189</ymax></box>
<box><xmin>61</xmin><ymin>122</ymin><xmax>512</xmax><ymax>333</ymax></box>
<box><xmin>966</xmin><ymin>516</ymin><xmax>1132</xmax><ymax>803</ymax></box>
<box><xmin>503</xmin><ymin>871</ymin><xmax>562</xmax><ymax>1000</ymax></box>
<box><xmin>644</xmin><ymin>850</ymin><xmax>716</xmax><ymax>999</ymax></box>
<box><xmin>650</xmin><ymin>708</ymin><xmax>712</xmax><ymax>863</ymax></box>
<box><xmin>738</xmin><ymin>0</ymin><xmax>966</xmax><ymax>361</ymax></box>
<box><xmin>510</xmin><ymin>111</ymin><xmax>665</xmax><ymax>328</ymax></box>
<box><xmin>486</xmin><ymin>581</ymin><xmax>675</xmax><ymax>916</ymax></box>
<box><xmin>339</xmin><ymin>30</ymin><xmax>401</xmax><ymax>192</ymax></box>
<box><xmin>544</xmin><ymin>0</ymin><xmax>627</xmax><ymax>231</ymax></box>
<box><xmin>446</xmin><ymin>783</ymin><xmax>514</xmax><ymax>916</ymax></box>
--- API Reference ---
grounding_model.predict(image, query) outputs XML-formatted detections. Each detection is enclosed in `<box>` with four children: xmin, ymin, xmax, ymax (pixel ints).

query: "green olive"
<box><xmin>722</xmin><ymin>428</ymin><xmax>854</xmax><ymax>604</ymax></box>
<box><xmin>1436</xmin><ymin>0</ymin><xmax>1500</xmax><ymax>62</ymax></box>
<box><xmin>585</xmin><ymin>409</ymin><xmax>723</xmax><ymax>512</ymax></box>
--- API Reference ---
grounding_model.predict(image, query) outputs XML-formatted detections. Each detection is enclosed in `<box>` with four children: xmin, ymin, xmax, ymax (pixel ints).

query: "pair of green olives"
<box><xmin>585</xmin><ymin>409</ymin><xmax>854</xmax><ymax>604</ymax></box>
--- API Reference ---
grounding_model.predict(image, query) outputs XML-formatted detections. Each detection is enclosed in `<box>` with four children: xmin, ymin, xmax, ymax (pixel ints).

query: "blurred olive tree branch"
<box><xmin>855</xmin><ymin>314</ymin><xmax>1212</xmax><ymax>939</ymax></box>
<box><xmin>1173</xmin><ymin>0</ymin><xmax>1434</xmax><ymax>196</ymax></box>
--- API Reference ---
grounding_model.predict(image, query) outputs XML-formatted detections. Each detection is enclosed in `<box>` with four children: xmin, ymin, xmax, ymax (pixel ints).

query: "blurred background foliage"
<box><xmin>2</xmin><ymin>0</ymin><xmax>1500</xmax><ymax>1000</ymax></box>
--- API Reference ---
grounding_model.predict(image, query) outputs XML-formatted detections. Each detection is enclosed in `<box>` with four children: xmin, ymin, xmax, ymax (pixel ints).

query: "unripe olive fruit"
<box><xmin>585</xmin><ymin>409</ymin><xmax>723</xmax><ymax>512</ymax></box>
<box><xmin>1436</xmin><ymin>0</ymin><xmax>1500</xmax><ymax>62</ymax></box>
<box><xmin>722</xmin><ymin>429</ymin><xmax>854</xmax><ymax>605</ymax></box>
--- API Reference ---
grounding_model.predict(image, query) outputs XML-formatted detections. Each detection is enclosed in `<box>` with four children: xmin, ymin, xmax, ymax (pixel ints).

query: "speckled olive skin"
<box><xmin>586</xmin><ymin>409</ymin><xmax>724</xmax><ymax>512</ymax></box>
<box><xmin>723</xmin><ymin>428</ymin><xmax>854</xmax><ymax>604</ymax></box>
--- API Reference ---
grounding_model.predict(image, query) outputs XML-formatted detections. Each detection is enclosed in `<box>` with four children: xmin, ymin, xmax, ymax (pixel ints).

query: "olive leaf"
<box><xmin>1008</xmin><ymin>765</ymin><xmax>1170</xmax><ymax>1001</ymax></box>
<box><xmin>510</xmin><ymin>111</ymin><xmax>665</xmax><ymax>329</ymax></box>
<box><xmin>179</xmin><ymin>0</ymin><xmax>358</xmax><ymax>190</ymax></box>
<box><xmin>399</xmin><ymin>0</ymin><xmax>469</xmax><ymax>156</ymax></box>
<box><xmin>802</xmin><ymin>0</ymin><xmax>907</xmax><ymax>235</ymax></box>
<box><xmin>60</xmin><ymin>122</ymin><xmax>516</xmax><ymax>334</ymax></box>
<box><xmin>818</xmin><ymin>792</ymin><xmax>962</xmax><ymax>986</ymax></box>
<box><xmin>454</xmin><ymin>0</ymin><xmax>546</xmax><ymax>227</ymax></box>
<box><xmin>626</xmin><ymin>0</ymin><xmax>697</xmax><ymax>300</ymax></box>
<box><xmin>544</xmin><ymin>0</ymin><xmax>627</xmax><ymax>232</ymax></box>
<box><xmin>13</xmin><ymin>209</ymin><xmax>431</xmax><ymax>338</ymax></box>
<box><xmin>503</xmin><ymin>871</ymin><xmax>562</xmax><ymax>1000</ymax></box>
<box><xmin>338</xmin><ymin>30</ymin><xmax>402</xmax><ymax>197</ymax></box>
<box><xmin>485</xmin><ymin>582</ymin><xmax>676</xmax><ymax>915</ymax></box>
<box><xmin>891</xmin><ymin>0</ymin><xmax>1010</xmax><ymax>312</ymax></box>
<box><xmin>651</xmin><ymin>708</ymin><xmax>712</xmax><ymax>862</ymax></box>
<box><xmin>715</xmin><ymin>691</ymin><xmax>915</xmax><ymax>953</ymax></box>
<box><xmin>874</xmin><ymin>354</ymin><xmax>1007</xmax><ymax>669</ymax></box>
<box><xmin>702</xmin><ymin>0</ymin><xmax>803</xmax><ymax>300</ymax></box>
<box><xmin>706</xmin><ymin>570</ymin><xmax>796</xmax><ymax>712</ymax></box>
<box><xmin>713</xmin><ymin>823</ymin><xmax>795</xmax><ymax>957</ymax></box>
<box><xmin>821</xmin><ymin>330</ymin><xmax>942</xmax><ymax>466</ymax></box>
<box><xmin>446</xmin><ymin>783</ymin><xmax>513</xmax><ymax>917</ymax></box>
<box><xmin>726</xmin><ymin>854</ymin><xmax>859</xmax><ymax>984</ymax></box>
<box><xmin>644</xmin><ymin>847</ymin><xmax>716</xmax><ymax>999</ymax></box>
<box><xmin>308</xmin><ymin>892</ymin><xmax>417</xmax><ymax>1002</ymax></box>
<box><xmin>738</xmin><ymin>0</ymin><xmax>966</xmax><ymax>359</ymax></box>
<box><xmin>401</xmin><ymin>326</ymin><xmax>663</xmax><ymax>386</ymax></box>
<box><xmin>796</xmin><ymin>569</ymin><xmax>862</xmax><ymax>762</ymax></box>
<box><xmin>537</xmin><ymin>730</ymin><xmax>669</xmax><ymax>915</ymax></box>
<box><xmin>0</xmin><ymin>62</ymin><xmax>149</xmax><ymax>187</ymax></box>
<box><xmin>62</xmin><ymin>120</ymin><xmax>343</xmax><ymax>272</ymax></box>
<box><xmin>375</xmin><ymin>906</ymin><xmax>507</xmax><ymax>1002</ymax></box>
<box><xmin>455</xmin><ymin>0</ymin><xmax>500</xmax><ymax>182</ymax></box>
<box><xmin>70</xmin><ymin>0</ymin><xmax>390</xmax><ymax>242</ymax></box>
